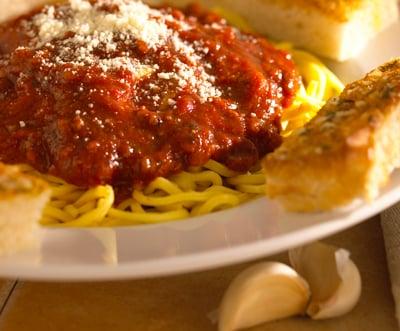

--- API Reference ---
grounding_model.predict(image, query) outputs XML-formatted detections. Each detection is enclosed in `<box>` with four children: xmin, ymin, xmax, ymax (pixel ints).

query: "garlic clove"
<box><xmin>307</xmin><ymin>250</ymin><xmax>362</xmax><ymax>320</ymax></box>
<box><xmin>218</xmin><ymin>262</ymin><xmax>310</xmax><ymax>331</ymax></box>
<box><xmin>289</xmin><ymin>242</ymin><xmax>342</xmax><ymax>303</ymax></box>
<box><xmin>289</xmin><ymin>242</ymin><xmax>362</xmax><ymax>320</ymax></box>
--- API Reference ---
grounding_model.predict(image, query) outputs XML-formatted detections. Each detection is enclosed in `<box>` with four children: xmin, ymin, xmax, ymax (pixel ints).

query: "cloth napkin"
<box><xmin>381</xmin><ymin>206</ymin><xmax>400</xmax><ymax>327</ymax></box>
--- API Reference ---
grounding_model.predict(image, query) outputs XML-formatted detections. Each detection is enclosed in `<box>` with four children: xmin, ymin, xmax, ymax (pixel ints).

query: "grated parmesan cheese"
<box><xmin>21</xmin><ymin>0</ymin><xmax>223</xmax><ymax>103</ymax></box>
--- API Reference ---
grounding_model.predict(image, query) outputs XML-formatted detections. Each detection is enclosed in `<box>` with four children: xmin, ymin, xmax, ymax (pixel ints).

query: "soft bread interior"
<box><xmin>0</xmin><ymin>165</ymin><xmax>50</xmax><ymax>256</ymax></box>
<box><xmin>207</xmin><ymin>0</ymin><xmax>398</xmax><ymax>61</ymax></box>
<box><xmin>0</xmin><ymin>193</ymin><xmax>49</xmax><ymax>256</ymax></box>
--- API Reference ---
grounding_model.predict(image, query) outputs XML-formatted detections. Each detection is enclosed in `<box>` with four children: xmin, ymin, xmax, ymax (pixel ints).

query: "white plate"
<box><xmin>1</xmin><ymin>22</ymin><xmax>400</xmax><ymax>281</ymax></box>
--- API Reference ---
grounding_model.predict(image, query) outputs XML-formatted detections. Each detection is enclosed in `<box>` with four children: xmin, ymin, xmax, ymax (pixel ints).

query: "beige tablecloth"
<box><xmin>0</xmin><ymin>217</ymin><xmax>397</xmax><ymax>331</ymax></box>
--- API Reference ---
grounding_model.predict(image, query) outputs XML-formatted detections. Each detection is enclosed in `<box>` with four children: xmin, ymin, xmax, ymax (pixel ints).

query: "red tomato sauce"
<box><xmin>0</xmin><ymin>1</ymin><xmax>300</xmax><ymax>197</ymax></box>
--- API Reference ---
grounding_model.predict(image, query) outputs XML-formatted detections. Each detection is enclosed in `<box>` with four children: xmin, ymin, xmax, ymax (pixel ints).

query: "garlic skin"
<box><xmin>289</xmin><ymin>242</ymin><xmax>362</xmax><ymax>320</ymax></box>
<box><xmin>218</xmin><ymin>262</ymin><xmax>310</xmax><ymax>331</ymax></box>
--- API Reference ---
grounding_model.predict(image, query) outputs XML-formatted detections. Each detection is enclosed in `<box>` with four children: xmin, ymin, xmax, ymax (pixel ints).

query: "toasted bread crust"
<box><xmin>264</xmin><ymin>59</ymin><xmax>400</xmax><ymax>211</ymax></box>
<box><xmin>270</xmin><ymin>0</ymin><xmax>365</xmax><ymax>22</ymax></box>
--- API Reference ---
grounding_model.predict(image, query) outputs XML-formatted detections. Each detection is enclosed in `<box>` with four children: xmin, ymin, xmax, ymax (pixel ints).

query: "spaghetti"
<box><xmin>20</xmin><ymin>45</ymin><xmax>343</xmax><ymax>227</ymax></box>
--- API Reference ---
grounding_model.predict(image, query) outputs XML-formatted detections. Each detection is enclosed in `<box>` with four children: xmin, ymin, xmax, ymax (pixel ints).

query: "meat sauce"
<box><xmin>0</xmin><ymin>0</ymin><xmax>300</xmax><ymax>196</ymax></box>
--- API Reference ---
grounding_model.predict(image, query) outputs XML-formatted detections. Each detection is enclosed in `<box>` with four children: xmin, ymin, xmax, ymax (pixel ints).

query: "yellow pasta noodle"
<box><xmin>18</xmin><ymin>10</ymin><xmax>344</xmax><ymax>227</ymax></box>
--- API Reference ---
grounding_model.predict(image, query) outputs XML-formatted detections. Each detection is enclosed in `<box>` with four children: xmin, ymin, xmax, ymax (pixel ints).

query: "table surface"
<box><xmin>0</xmin><ymin>216</ymin><xmax>397</xmax><ymax>331</ymax></box>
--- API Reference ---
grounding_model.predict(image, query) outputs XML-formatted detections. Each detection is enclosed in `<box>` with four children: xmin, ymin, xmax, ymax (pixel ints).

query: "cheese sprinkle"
<box><xmin>22</xmin><ymin>0</ymin><xmax>222</xmax><ymax>102</ymax></box>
